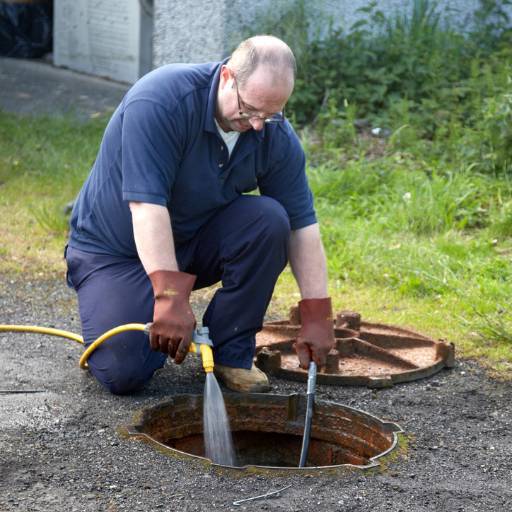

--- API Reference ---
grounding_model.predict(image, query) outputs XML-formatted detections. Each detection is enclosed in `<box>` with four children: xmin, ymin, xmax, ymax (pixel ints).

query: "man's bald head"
<box><xmin>227</xmin><ymin>35</ymin><xmax>296</xmax><ymax>90</ymax></box>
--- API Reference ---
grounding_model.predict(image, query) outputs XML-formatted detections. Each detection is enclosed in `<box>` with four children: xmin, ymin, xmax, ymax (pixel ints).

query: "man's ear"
<box><xmin>219</xmin><ymin>65</ymin><xmax>231</xmax><ymax>89</ymax></box>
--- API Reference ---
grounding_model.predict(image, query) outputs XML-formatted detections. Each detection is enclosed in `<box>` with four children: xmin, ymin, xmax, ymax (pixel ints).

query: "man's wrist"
<box><xmin>149</xmin><ymin>270</ymin><xmax>196</xmax><ymax>298</ymax></box>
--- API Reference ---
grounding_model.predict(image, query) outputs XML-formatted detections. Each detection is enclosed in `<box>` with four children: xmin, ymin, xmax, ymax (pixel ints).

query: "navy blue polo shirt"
<box><xmin>68</xmin><ymin>61</ymin><xmax>317</xmax><ymax>257</ymax></box>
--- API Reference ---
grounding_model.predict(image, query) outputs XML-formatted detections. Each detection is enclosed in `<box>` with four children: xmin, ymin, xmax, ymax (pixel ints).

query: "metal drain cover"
<box><xmin>124</xmin><ymin>393</ymin><xmax>402</xmax><ymax>473</ymax></box>
<box><xmin>256</xmin><ymin>309</ymin><xmax>455</xmax><ymax>388</ymax></box>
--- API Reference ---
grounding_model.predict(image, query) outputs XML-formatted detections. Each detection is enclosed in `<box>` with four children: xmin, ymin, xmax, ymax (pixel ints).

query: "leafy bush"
<box><xmin>241</xmin><ymin>0</ymin><xmax>512</xmax><ymax>153</ymax></box>
<box><xmin>462</xmin><ymin>87</ymin><xmax>512</xmax><ymax>175</ymax></box>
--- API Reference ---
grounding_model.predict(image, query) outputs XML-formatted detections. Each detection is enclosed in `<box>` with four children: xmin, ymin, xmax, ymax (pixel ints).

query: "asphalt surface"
<box><xmin>1</xmin><ymin>275</ymin><xmax>511</xmax><ymax>511</ymax></box>
<box><xmin>1</xmin><ymin>58</ymin><xmax>512</xmax><ymax>511</ymax></box>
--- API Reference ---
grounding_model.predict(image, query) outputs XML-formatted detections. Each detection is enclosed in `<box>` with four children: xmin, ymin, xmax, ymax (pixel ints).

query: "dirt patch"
<box><xmin>1</xmin><ymin>275</ymin><xmax>511</xmax><ymax>511</ymax></box>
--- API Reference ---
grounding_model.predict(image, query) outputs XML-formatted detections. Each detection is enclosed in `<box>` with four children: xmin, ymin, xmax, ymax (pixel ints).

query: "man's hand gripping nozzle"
<box><xmin>145</xmin><ymin>323</ymin><xmax>214</xmax><ymax>373</ymax></box>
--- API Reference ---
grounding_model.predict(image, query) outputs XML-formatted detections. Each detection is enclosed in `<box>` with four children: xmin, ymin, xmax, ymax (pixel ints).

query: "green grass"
<box><xmin>0</xmin><ymin>106</ymin><xmax>511</xmax><ymax>376</ymax></box>
<box><xmin>271</xmin><ymin>159</ymin><xmax>512</xmax><ymax>374</ymax></box>
<box><xmin>0</xmin><ymin>111</ymin><xmax>106</xmax><ymax>274</ymax></box>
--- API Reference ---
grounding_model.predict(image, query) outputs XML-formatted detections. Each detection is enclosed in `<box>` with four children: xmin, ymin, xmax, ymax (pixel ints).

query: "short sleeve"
<box><xmin>258</xmin><ymin>122</ymin><xmax>317</xmax><ymax>230</ymax></box>
<box><xmin>121</xmin><ymin>99</ymin><xmax>183</xmax><ymax>206</ymax></box>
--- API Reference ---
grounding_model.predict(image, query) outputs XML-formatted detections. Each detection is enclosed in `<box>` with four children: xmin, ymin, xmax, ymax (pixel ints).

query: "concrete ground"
<box><xmin>1</xmin><ymin>58</ymin><xmax>511</xmax><ymax>511</ymax></box>
<box><xmin>0</xmin><ymin>56</ymin><xmax>128</xmax><ymax>119</ymax></box>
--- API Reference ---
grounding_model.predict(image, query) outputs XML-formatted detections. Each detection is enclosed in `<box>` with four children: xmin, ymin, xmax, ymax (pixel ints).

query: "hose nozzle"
<box><xmin>144</xmin><ymin>324</ymin><xmax>214</xmax><ymax>374</ymax></box>
<box><xmin>189</xmin><ymin>326</ymin><xmax>214</xmax><ymax>374</ymax></box>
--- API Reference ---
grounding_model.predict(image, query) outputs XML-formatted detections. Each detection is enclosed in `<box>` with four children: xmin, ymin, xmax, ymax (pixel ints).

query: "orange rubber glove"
<box><xmin>294</xmin><ymin>297</ymin><xmax>335</xmax><ymax>369</ymax></box>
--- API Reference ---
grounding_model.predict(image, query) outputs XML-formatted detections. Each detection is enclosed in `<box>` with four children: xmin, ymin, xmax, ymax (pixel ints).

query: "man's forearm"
<box><xmin>129</xmin><ymin>202</ymin><xmax>179</xmax><ymax>274</ymax></box>
<box><xmin>288</xmin><ymin>223</ymin><xmax>329</xmax><ymax>299</ymax></box>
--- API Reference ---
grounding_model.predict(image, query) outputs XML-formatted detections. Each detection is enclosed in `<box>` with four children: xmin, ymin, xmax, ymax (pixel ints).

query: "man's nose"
<box><xmin>249</xmin><ymin>118</ymin><xmax>265</xmax><ymax>131</ymax></box>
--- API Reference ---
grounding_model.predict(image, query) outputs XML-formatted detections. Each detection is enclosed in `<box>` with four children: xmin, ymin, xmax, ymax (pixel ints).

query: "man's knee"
<box><xmin>251</xmin><ymin>196</ymin><xmax>291</xmax><ymax>242</ymax></box>
<box><xmin>87</xmin><ymin>337</ymin><xmax>166</xmax><ymax>395</ymax></box>
<box><xmin>98</xmin><ymin>369</ymin><xmax>149</xmax><ymax>395</ymax></box>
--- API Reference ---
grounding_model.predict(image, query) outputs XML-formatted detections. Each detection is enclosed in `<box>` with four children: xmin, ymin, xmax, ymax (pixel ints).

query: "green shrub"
<box><xmin>240</xmin><ymin>0</ymin><xmax>512</xmax><ymax>136</ymax></box>
<box><xmin>463</xmin><ymin>86</ymin><xmax>512</xmax><ymax>175</ymax></box>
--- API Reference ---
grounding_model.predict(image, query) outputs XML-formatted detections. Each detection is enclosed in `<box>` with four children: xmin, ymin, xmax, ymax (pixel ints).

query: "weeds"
<box><xmin>468</xmin><ymin>304</ymin><xmax>512</xmax><ymax>347</ymax></box>
<box><xmin>244</xmin><ymin>0</ymin><xmax>512</xmax><ymax>180</ymax></box>
<box><xmin>30</xmin><ymin>203</ymin><xmax>69</xmax><ymax>235</ymax></box>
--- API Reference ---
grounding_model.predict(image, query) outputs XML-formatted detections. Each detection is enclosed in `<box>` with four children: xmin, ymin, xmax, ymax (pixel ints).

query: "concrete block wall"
<box><xmin>153</xmin><ymin>0</ymin><xmax>226</xmax><ymax>66</ymax></box>
<box><xmin>152</xmin><ymin>0</ymin><xmax>278</xmax><ymax>67</ymax></box>
<box><xmin>54</xmin><ymin>0</ymin><xmax>153</xmax><ymax>83</ymax></box>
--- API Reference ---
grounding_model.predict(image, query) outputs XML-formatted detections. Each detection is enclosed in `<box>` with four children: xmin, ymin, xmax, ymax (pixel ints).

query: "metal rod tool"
<box><xmin>299</xmin><ymin>361</ymin><xmax>317</xmax><ymax>467</ymax></box>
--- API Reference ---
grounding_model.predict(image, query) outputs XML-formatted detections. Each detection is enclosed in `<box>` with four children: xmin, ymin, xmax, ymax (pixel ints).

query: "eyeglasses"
<box><xmin>232</xmin><ymin>73</ymin><xmax>285</xmax><ymax>124</ymax></box>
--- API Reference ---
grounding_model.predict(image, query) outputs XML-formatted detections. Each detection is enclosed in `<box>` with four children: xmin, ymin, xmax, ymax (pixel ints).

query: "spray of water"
<box><xmin>203</xmin><ymin>372</ymin><xmax>236</xmax><ymax>466</ymax></box>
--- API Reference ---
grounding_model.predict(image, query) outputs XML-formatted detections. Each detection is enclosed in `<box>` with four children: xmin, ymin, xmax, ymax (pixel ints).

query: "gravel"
<box><xmin>1</xmin><ymin>274</ymin><xmax>511</xmax><ymax>511</ymax></box>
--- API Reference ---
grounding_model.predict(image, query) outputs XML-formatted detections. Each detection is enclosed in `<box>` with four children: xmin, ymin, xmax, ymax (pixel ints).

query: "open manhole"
<box><xmin>256</xmin><ymin>309</ymin><xmax>455</xmax><ymax>388</ymax></box>
<box><xmin>124</xmin><ymin>393</ymin><xmax>402</xmax><ymax>474</ymax></box>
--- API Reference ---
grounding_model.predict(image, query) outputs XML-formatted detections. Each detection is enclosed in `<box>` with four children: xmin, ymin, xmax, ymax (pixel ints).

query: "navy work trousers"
<box><xmin>65</xmin><ymin>196</ymin><xmax>290</xmax><ymax>394</ymax></box>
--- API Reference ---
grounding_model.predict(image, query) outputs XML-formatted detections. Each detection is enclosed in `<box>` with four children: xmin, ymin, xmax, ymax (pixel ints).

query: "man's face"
<box><xmin>216</xmin><ymin>65</ymin><xmax>292</xmax><ymax>133</ymax></box>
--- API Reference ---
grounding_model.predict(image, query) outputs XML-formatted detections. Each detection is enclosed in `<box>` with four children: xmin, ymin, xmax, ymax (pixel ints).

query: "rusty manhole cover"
<box><xmin>256</xmin><ymin>309</ymin><xmax>455</xmax><ymax>388</ymax></box>
<box><xmin>124</xmin><ymin>393</ymin><xmax>402</xmax><ymax>473</ymax></box>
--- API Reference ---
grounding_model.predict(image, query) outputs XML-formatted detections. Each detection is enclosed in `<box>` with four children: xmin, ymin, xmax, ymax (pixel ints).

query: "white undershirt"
<box><xmin>214</xmin><ymin>119</ymin><xmax>240</xmax><ymax>158</ymax></box>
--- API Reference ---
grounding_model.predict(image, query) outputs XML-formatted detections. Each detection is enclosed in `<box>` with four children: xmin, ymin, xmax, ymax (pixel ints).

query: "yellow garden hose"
<box><xmin>0</xmin><ymin>323</ymin><xmax>214</xmax><ymax>373</ymax></box>
<box><xmin>78</xmin><ymin>323</ymin><xmax>147</xmax><ymax>369</ymax></box>
<box><xmin>0</xmin><ymin>324</ymin><xmax>84</xmax><ymax>344</ymax></box>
